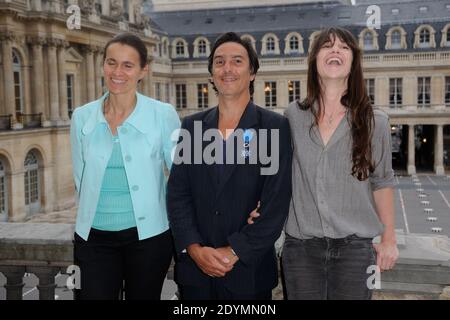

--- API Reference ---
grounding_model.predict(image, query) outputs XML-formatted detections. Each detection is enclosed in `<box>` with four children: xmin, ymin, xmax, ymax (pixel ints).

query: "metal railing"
<box><xmin>0</xmin><ymin>115</ymin><xmax>12</xmax><ymax>131</ymax></box>
<box><xmin>16</xmin><ymin>113</ymin><xmax>42</xmax><ymax>129</ymax></box>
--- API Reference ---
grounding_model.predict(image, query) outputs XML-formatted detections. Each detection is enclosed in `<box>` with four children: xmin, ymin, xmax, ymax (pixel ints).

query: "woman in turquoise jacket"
<box><xmin>70</xmin><ymin>33</ymin><xmax>180</xmax><ymax>300</ymax></box>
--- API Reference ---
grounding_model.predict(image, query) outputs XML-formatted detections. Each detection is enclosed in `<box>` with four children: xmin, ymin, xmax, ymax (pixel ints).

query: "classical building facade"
<box><xmin>0</xmin><ymin>0</ymin><xmax>156</xmax><ymax>222</ymax></box>
<box><xmin>148</xmin><ymin>0</ymin><xmax>450</xmax><ymax>176</ymax></box>
<box><xmin>0</xmin><ymin>0</ymin><xmax>449</xmax><ymax>223</ymax></box>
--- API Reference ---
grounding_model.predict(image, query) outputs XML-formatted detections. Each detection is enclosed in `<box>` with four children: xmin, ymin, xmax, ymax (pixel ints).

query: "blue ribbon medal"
<box><xmin>242</xmin><ymin>129</ymin><xmax>254</xmax><ymax>159</ymax></box>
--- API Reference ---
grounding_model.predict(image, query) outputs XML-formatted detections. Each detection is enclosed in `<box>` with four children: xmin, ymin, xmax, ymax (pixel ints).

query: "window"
<box><xmin>419</xmin><ymin>29</ymin><xmax>430</xmax><ymax>47</ymax></box>
<box><xmin>155</xmin><ymin>82</ymin><xmax>161</xmax><ymax>101</ymax></box>
<box><xmin>289</xmin><ymin>36</ymin><xmax>299</xmax><ymax>51</ymax></box>
<box><xmin>162</xmin><ymin>40</ymin><xmax>168</xmax><ymax>57</ymax></box>
<box><xmin>288</xmin><ymin>80</ymin><xmax>300</xmax><ymax>103</ymax></box>
<box><xmin>198</xmin><ymin>40</ymin><xmax>207</xmax><ymax>56</ymax></box>
<box><xmin>67</xmin><ymin>74</ymin><xmax>74</xmax><ymax>118</ymax></box>
<box><xmin>363</xmin><ymin>32</ymin><xmax>373</xmax><ymax>50</ymax></box>
<box><xmin>391</xmin><ymin>30</ymin><xmax>402</xmax><ymax>48</ymax></box>
<box><xmin>24</xmin><ymin>151</ymin><xmax>39</xmax><ymax>211</ymax></box>
<box><xmin>165</xmin><ymin>83</ymin><xmax>170</xmax><ymax>103</ymax></box>
<box><xmin>266</xmin><ymin>37</ymin><xmax>275</xmax><ymax>53</ymax></box>
<box><xmin>445</xmin><ymin>77</ymin><xmax>450</xmax><ymax>106</ymax></box>
<box><xmin>176</xmin><ymin>41</ymin><xmax>185</xmax><ymax>57</ymax></box>
<box><xmin>389</xmin><ymin>78</ymin><xmax>402</xmax><ymax>108</ymax></box>
<box><xmin>447</xmin><ymin>31</ymin><xmax>450</xmax><ymax>44</ymax></box>
<box><xmin>0</xmin><ymin>160</ymin><xmax>6</xmax><ymax>221</ymax></box>
<box><xmin>264</xmin><ymin>81</ymin><xmax>277</xmax><ymax>108</ymax></box>
<box><xmin>175</xmin><ymin>84</ymin><xmax>187</xmax><ymax>109</ymax></box>
<box><xmin>418</xmin><ymin>77</ymin><xmax>431</xmax><ymax>107</ymax></box>
<box><xmin>365</xmin><ymin>79</ymin><xmax>375</xmax><ymax>105</ymax></box>
<box><xmin>197</xmin><ymin>84</ymin><xmax>208</xmax><ymax>108</ymax></box>
<box><xmin>12</xmin><ymin>50</ymin><xmax>23</xmax><ymax>114</ymax></box>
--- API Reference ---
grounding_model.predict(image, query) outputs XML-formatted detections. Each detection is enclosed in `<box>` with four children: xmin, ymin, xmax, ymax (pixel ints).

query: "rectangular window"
<box><xmin>175</xmin><ymin>84</ymin><xmax>187</xmax><ymax>109</ymax></box>
<box><xmin>264</xmin><ymin>81</ymin><xmax>277</xmax><ymax>107</ymax></box>
<box><xmin>389</xmin><ymin>78</ymin><xmax>402</xmax><ymax>108</ymax></box>
<box><xmin>418</xmin><ymin>77</ymin><xmax>431</xmax><ymax>107</ymax></box>
<box><xmin>197</xmin><ymin>83</ymin><xmax>209</xmax><ymax>108</ymax></box>
<box><xmin>288</xmin><ymin>80</ymin><xmax>301</xmax><ymax>103</ymax></box>
<box><xmin>14</xmin><ymin>71</ymin><xmax>23</xmax><ymax>114</ymax></box>
<box><xmin>155</xmin><ymin>82</ymin><xmax>161</xmax><ymax>101</ymax></box>
<box><xmin>67</xmin><ymin>74</ymin><xmax>74</xmax><ymax>118</ymax></box>
<box><xmin>365</xmin><ymin>79</ymin><xmax>375</xmax><ymax>105</ymax></box>
<box><xmin>0</xmin><ymin>175</ymin><xmax>5</xmax><ymax>214</ymax></box>
<box><xmin>445</xmin><ymin>77</ymin><xmax>450</xmax><ymax>106</ymax></box>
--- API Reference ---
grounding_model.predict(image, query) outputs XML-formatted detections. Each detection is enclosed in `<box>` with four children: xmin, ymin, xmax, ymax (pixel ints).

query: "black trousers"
<box><xmin>180</xmin><ymin>278</ymin><xmax>272</xmax><ymax>300</ymax></box>
<box><xmin>73</xmin><ymin>227</ymin><xmax>173</xmax><ymax>300</ymax></box>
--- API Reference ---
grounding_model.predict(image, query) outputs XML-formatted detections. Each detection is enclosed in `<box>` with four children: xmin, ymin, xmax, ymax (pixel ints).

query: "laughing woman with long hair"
<box><xmin>274</xmin><ymin>27</ymin><xmax>398</xmax><ymax>299</ymax></box>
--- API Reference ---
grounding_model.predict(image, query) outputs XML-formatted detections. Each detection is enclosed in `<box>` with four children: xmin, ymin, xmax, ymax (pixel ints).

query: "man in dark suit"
<box><xmin>167</xmin><ymin>32</ymin><xmax>292</xmax><ymax>300</ymax></box>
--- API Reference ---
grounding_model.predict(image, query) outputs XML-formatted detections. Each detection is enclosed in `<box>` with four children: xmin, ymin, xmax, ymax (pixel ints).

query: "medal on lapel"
<box><xmin>241</xmin><ymin>129</ymin><xmax>253</xmax><ymax>159</ymax></box>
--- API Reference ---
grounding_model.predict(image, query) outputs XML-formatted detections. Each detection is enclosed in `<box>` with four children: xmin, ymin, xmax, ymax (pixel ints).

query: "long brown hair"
<box><xmin>299</xmin><ymin>27</ymin><xmax>374</xmax><ymax>181</ymax></box>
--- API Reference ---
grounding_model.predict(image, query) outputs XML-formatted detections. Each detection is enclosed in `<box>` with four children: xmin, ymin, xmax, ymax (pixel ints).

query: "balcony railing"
<box><xmin>0</xmin><ymin>115</ymin><xmax>12</xmax><ymax>131</ymax></box>
<box><xmin>1</xmin><ymin>223</ymin><xmax>450</xmax><ymax>300</ymax></box>
<box><xmin>17</xmin><ymin>113</ymin><xmax>42</xmax><ymax>129</ymax></box>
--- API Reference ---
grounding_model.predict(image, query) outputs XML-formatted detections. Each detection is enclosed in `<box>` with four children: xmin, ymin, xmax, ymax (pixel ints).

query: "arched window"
<box><xmin>24</xmin><ymin>151</ymin><xmax>40</xmax><ymax>215</ymax></box>
<box><xmin>0</xmin><ymin>159</ymin><xmax>7</xmax><ymax>222</ymax></box>
<box><xmin>176</xmin><ymin>41</ymin><xmax>185</xmax><ymax>56</ymax></box>
<box><xmin>364</xmin><ymin>32</ymin><xmax>374</xmax><ymax>50</ymax></box>
<box><xmin>419</xmin><ymin>28</ymin><xmax>430</xmax><ymax>46</ymax></box>
<box><xmin>12</xmin><ymin>50</ymin><xmax>24</xmax><ymax>114</ymax></box>
<box><xmin>289</xmin><ymin>36</ymin><xmax>299</xmax><ymax>51</ymax></box>
<box><xmin>391</xmin><ymin>30</ymin><xmax>402</xmax><ymax>48</ymax></box>
<box><xmin>198</xmin><ymin>40</ymin><xmax>207</xmax><ymax>56</ymax></box>
<box><xmin>266</xmin><ymin>37</ymin><xmax>275</xmax><ymax>53</ymax></box>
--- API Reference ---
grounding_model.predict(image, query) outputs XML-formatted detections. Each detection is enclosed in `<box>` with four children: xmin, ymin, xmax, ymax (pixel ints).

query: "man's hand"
<box><xmin>247</xmin><ymin>201</ymin><xmax>261</xmax><ymax>224</ymax></box>
<box><xmin>216</xmin><ymin>246</ymin><xmax>239</xmax><ymax>267</ymax></box>
<box><xmin>187</xmin><ymin>244</ymin><xmax>233</xmax><ymax>277</ymax></box>
<box><xmin>373</xmin><ymin>239</ymin><xmax>399</xmax><ymax>272</ymax></box>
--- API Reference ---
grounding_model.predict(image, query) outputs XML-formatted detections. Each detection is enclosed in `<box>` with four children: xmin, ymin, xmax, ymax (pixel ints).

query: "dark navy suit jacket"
<box><xmin>167</xmin><ymin>102</ymin><xmax>292</xmax><ymax>294</ymax></box>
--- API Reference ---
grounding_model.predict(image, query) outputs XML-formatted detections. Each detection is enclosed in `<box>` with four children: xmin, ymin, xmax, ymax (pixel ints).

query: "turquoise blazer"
<box><xmin>70</xmin><ymin>92</ymin><xmax>181</xmax><ymax>240</ymax></box>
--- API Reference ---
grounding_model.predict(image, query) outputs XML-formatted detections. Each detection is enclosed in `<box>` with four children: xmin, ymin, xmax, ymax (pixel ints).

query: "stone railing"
<box><xmin>0</xmin><ymin>222</ymin><xmax>175</xmax><ymax>300</ymax></box>
<box><xmin>1</xmin><ymin>223</ymin><xmax>449</xmax><ymax>300</ymax></box>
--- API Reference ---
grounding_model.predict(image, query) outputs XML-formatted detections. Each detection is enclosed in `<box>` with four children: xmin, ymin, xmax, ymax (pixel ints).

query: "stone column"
<box><xmin>278</xmin><ymin>80</ymin><xmax>288</xmax><ymax>109</ymax></box>
<box><xmin>83</xmin><ymin>46</ymin><xmax>96</xmax><ymax>101</ymax></box>
<box><xmin>146</xmin><ymin>57</ymin><xmax>154</xmax><ymax>97</ymax></box>
<box><xmin>403</xmin><ymin>75</ymin><xmax>417</xmax><ymax>109</ymax></box>
<box><xmin>187</xmin><ymin>81</ymin><xmax>197</xmax><ymax>109</ymax></box>
<box><xmin>94</xmin><ymin>47</ymin><xmax>104</xmax><ymax>98</ymax></box>
<box><xmin>376</xmin><ymin>77</ymin><xmax>389</xmax><ymax>108</ymax></box>
<box><xmin>1</xmin><ymin>32</ymin><xmax>21</xmax><ymax>129</ymax></box>
<box><xmin>408</xmin><ymin>124</ymin><xmax>416</xmax><ymax>175</ymax></box>
<box><xmin>47</xmin><ymin>39</ymin><xmax>60</xmax><ymax>125</ymax></box>
<box><xmin>434</xmin><ymin>124</ymin><xmax>444</xmax><ymax>175</ymax></box>
<box><xmin>29</xmin><ymin>37</ymin><xmax>47</xmax><ymax>126</ymax></box>
<box><xmin>27</xmin><ymin>266</ymin><xmax>60</xmax><ymax>300</ymax></box>
<box><xmin>57</xmin><ymin>41</ymin><xmax>69</xmax><ymax>124</ymax></box>
<box><xmin>0</xmin><ymin>266</ymin><xmax>26</xmax><ymax>300</ymax></box>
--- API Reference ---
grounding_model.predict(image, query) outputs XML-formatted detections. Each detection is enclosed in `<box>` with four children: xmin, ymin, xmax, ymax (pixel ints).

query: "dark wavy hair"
<box><xmin>208</xmin><ymin>32</ymin><xmax>259</xmax><ymax>96</ymax></box>
<box><xmin>299</xmin><ymin>27</ymin><xmax>374</xmax><ymax>181</ymax></box>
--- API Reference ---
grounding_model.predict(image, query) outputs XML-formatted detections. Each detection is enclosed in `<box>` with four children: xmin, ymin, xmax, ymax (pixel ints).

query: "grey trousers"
<box><xmin>282</xmin><ymin>233</ymin><xmax>377</xmax><ymax>300</ymax></box>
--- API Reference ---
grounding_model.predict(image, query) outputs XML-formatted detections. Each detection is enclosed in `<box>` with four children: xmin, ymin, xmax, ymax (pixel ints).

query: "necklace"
<box><xmin>323</xmin><ymin>108</ymin><xmax>346</xmax><ymax>128</ymax></box>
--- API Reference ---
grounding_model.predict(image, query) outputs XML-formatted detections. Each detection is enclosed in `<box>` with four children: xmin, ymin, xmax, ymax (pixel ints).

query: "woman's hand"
<box><xmin>247</xmin><ymin>201</ymin><xmax>261</xmax><ymax>224</ymax></box>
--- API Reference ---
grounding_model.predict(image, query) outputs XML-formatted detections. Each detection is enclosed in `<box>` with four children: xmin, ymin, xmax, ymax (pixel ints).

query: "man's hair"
<box><xmin>208</xmin><ymin>32</ymin><xmax>260</xmax><ymax>96</ymax></box>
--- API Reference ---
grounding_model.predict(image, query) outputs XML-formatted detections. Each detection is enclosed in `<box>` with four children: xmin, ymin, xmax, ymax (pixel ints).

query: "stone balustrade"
<box><xmin>1</xmin><ymin>223</ymin><xmax>450</xmax><ymax>300</ymax></box>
